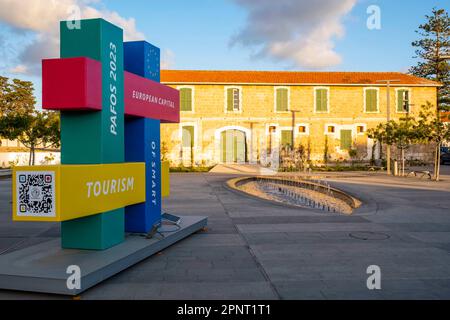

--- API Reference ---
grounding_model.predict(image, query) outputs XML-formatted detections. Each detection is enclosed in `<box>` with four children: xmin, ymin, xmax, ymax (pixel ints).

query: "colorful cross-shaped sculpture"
<box><xmin>12</xmin><ymin>18</ymin><xmax>179</xmax><ymax>250</ymax></box>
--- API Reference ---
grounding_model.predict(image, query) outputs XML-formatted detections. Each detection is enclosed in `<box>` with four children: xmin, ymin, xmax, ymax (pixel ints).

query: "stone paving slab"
<box><xmin>1</xmin><ymin>172</ymin><xmax>450</xmax><ymax>299</ymax></box>
<box><xmin>242</xmin><ymin>231</ymin><xmax>426</xmax><ymax>246</ymax></box>
<box><xmin>0</xmin><ymin>216</ymin><xmax>207</xmax><ymax>295</ymax></box>
<box><xmin>232</xmin><ymin>215</ymin><xmax>369</xmax><ymax>225</ymax></box>
<box><xmin>237</xmin><ymin>222</ymin><xmax>390</xmax><ymax>233</ymax></box>
<box><xmin>407</xmin><ymin>232</ymin><xmax>450</xmax><ymax>243</ymax></box>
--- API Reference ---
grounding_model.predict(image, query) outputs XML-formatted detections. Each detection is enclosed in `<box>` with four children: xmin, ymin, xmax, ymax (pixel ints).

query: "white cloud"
<box><xmin>161</xmin><ymin>49</ymin><xmax>176</xmax><ymax>69</ymax></box>
<box><xmin>230</xmin><ymin>0</ymin><xmax>357</xmax><ymax>69</ymax></box>
<box><xmin>0</xmin><ymin>0</ymin><xmax>145</xmax><ymax>75</ymax></box>
<box><xmin>8</xmin><ymin>64</ymin><xmax>28</xmax><ymax>74</ymax></box>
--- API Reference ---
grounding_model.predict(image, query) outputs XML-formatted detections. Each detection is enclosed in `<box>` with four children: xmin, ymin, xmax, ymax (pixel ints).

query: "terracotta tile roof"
<box><xmin>160</xmin><ymin>70</ymin><xmax>441</xmax><ymax>86</ymax></box>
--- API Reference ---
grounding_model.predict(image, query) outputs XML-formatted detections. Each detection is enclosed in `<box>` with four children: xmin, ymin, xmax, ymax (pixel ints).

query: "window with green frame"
<box><xmin>182</xmin><ymin>126</ymin><xmax>194</xmax><ymax>148</ymax></box>
<box><xmin>276</xmin><ymin>88</ymin><xmax>288</xmax><ymax>112</ymax></box>
<box><xmin>397</xmin><ymin>89</ymin><xmax>409</xmax><ymax>112</ymax></box>
<box><xmin>365</xmin><ymin>89</ymin><xmax>378</xmax><ymax>112</ymax></box>
<box><xmin>226</xmin><ymin>88</ymin><xmax>240</xmax><ymax>112</ymax></box>
<box><xmin>315</xmin><ymin>88</ymin><xmax>328</xmax><ymax>112</ymax></box>
<box><xmin>180</xmin><ymin>88</ymin><xmax>193</xmax><ymax>111</ymax></box>
<box><xmin>281</xmin><ymin>130</ymin><xmax>293</xmax><ymax>149</ymax></box>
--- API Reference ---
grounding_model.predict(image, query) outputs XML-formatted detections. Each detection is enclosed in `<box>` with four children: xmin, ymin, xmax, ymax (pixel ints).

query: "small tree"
<box><xmin>323</xmin><ymin>135</ymin><xmax>329</xmax><ymax>165</ymax></box>
<box><xmin>367</xmin><ymin>125</ymin><xmax>387</xmax><ymax>165</ymax></box>
<box><xmin>368</xmin><ymin>116</ymin><xmax>418</xmax><ymax>176</ymax></box>
<box><xmin>0</xmin><ymin>76</ymin><xmax>36</xmax><ymax>148</ymax></box>
<box><xmin>0</xmin><ymin>76</ymin><xmax>60</xmax><ymax>165</ymax></box>
<box><xmin>0</xmin><ymin>112</ymin><xmax>30</xmax><ymax>142</ymax></box>
<box><xmin>0</xmin><ymin>76</ymin><xmax>36</xmax><ymax>116</ymax></box>
<box><xmin>294</xmin><ymin>144</ymin><xmax>307</xmax><ymax>170</ymax></box>
<box><xmin>416</xmin><ymin>102</ymin><xmax>450</xmax><ymax>181</ymax></box>
<box><xmin>348</xmin><ymin>148</ymin><xmax>358</xmax><ymax>166</ymax></box>
<box><xmin>19</xmin><ymin>111</ymin><xmax>60</xmax><ymax>165</ymax></box>
<box><xmin>161</xmin><ymin>141</ymin><xmax>169</xmax><ymax>162</ymax></box>
<box><xmin>388</xmin><ymin>116</ymin><xmax>419</xmax><ymax>176</ymax></box>
<box><xmin>306</xmin><ymin>136</ymin><xmax>311</xmax><ymax>162</ymax></box>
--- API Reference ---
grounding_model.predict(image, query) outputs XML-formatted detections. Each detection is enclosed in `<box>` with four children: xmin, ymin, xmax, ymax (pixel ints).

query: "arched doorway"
<box><xmin>220</xmin><ymin>129</ymin><xmax>247</xmax><ymax>163</ymax></box>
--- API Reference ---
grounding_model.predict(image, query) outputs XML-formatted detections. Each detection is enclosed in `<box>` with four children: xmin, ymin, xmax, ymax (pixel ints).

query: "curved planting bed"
<box><xmin>226</xmin><ymin>176</ymin><xmax>361</xmax><ymax>215</ymax></box>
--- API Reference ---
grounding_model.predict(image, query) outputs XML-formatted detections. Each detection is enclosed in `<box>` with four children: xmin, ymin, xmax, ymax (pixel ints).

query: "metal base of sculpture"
<box><xmin>0</xmin><ymin>216</ymin><xmax>207</xmax><ymax>296</ymax></box>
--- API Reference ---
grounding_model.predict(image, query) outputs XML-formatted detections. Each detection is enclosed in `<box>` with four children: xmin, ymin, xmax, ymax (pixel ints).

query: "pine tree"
<box><xmin>409</xmin><ymin>8</ymin><xmax>450</xmax><ymax>111</ymax></box>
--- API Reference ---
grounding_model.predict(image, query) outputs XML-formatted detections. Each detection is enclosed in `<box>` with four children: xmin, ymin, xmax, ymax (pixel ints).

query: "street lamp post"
<box><xmin>289</xmin><ymin>110</ymin><xmax>301</xmax><ymax>170</ymax></box>
<box><xmin>290</xmin><ymin>110</ymin><xmax>301</xmax><ymax>150</ymax></box>
<box><xmin>376</xmin><ymin>79</ymin><xmax>400</xmax><ymax>175</ymax></box>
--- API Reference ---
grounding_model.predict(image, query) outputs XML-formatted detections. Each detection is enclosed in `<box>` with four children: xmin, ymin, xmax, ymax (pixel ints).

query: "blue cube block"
<box><xmin>124</xmin><ymin>41</ymin><xmax>160</xmax><ymax>82</ymax></box>
<box><xmin>124</xmin><ymin>117</ymin><xmax>161</xmax><ymax>233</ymax></box>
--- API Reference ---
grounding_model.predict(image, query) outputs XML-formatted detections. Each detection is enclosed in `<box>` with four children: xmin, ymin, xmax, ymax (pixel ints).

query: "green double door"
<box><xmin>340</xmin><ymin>129</ymin><xmax>352</xmax><ymax>150</ymax></box>
<box><xmin>220</xmin><ymin>130</ymin><xmax>247</xmax><ymax>163</ymax></box>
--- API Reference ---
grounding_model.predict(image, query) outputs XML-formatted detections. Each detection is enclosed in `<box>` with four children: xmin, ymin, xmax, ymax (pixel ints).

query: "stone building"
<box><xmin>159</xmin><ymin>70</ymin><xmax>440</xmax><ymax>167</ymax></box>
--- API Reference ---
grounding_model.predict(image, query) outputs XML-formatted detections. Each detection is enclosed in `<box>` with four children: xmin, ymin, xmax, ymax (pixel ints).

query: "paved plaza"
<box><xmin>1</xmin><ymin>166</ymin><xmax>450</xmax><ymax>299</ymax></box>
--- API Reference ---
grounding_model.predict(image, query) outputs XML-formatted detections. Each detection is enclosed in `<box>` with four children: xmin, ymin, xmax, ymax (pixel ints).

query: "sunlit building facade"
<box><xmin>160</xmin><ymin>70</ymin><xmax>440</xmax><ymax>166</ymax></box>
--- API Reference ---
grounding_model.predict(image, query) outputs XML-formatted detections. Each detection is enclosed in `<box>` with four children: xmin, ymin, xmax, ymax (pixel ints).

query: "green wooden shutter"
<box><xmin>182</xmin><ymin>126</ymin><xmax>194</xmax><ymax>148</ymax></box>
<box><xmin>221</xmin><ymin>131</ymin><xmax>227</xmax><ymax>162</ymax></box>
<box><xmin>366</xmin><ymin>89</ymin><xmax>377</xmax><ymax>112</ymax></box>
<box><xmin>321</xmin><ymin>89</ymin><xmax>327</xmax><ymax>111</ymax></box>
<box><xmin>276</xmin><ymin>89</ymin><xmax>282</xmax><ymax>111</ymax></box>
<box><xmin>398</xmin><ymin>90</ymin><xmax>409</xmax><ymax>112</ymax></box>
<box><xmin>276</xmin><ymin>88</ymin><xmax>288</xmax><ymax>112</ymax></box>
<box><xmin>281</xmin><ymin>130</ymin><xmax>293</xmax><ymax>149</ymax></box>
<box><xmin>282</xmin><ymin>89</ymin><xmax>288</xmax><ymax>111</ymax></box>
<box><xmin>316</xmin><ymin>89</ymin><xmax>327</xmax><ymax>112</ymax></box>
<box><xmin>227</xmin><ymin>88</ymin><xmax>234</xmax><ymax>111</ymax></box>
<box><xmin>180</xmin><ymin>89</ymin><xmax>185</xmax><ymax>110</ymax></box>
<box><xmin>397</xmin><ymin>90</ymin><xmax>405</xmax><ymax>112</ymax></box>
<box><xmin>180</xmin><ymin>88</ymin><xmax>192</xmax><ymax>111</ymax></box>
<box><xmin>315</xmin><ymin>89</ymin><xmax>322</xmax><ymax>111</ymax></box>
<box><xmin>235</xmin><ymin>130</ymin><xmax>246</xmax><ymax>163</ymax></box>
<box><xmin>340</xmin><ymin>130</ymin><xmax>352</xmax><ymax>150</ymax></box>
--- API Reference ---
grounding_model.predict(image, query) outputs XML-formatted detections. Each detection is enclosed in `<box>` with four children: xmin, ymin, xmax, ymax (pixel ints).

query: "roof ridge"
<box><xmin>161</xmin><ymin>70</ymin><xmax>407</xmax><ymax>74</ymax></box>
<box><xmin>160</xmin><ymin>70</ymin><xmax>442</xmax><ymax>86</ymax></box>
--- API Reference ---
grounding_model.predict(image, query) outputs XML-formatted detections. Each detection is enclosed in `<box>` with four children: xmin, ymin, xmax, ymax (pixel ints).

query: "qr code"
<box><xmin>16</xmin><ymin>172</ymin><xmax>56</xmax><ymax>217</ymax></box>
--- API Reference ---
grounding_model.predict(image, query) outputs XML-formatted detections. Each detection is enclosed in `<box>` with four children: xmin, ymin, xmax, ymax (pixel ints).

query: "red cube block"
<box><xmin>42</xmin><ymin>57</ymin><xmax>102</xmax><ymax>111</ymax></box>
<box><xmin>124</xmin><ymin>71</ymin><xmax>180</xmax><ymax>123</ymax></box>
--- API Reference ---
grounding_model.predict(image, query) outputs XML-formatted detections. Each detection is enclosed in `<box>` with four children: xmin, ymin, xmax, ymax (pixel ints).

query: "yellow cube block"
<box><xmin>161</xmin><ymin>160</ymin><xmax>170</xmax><ymax>198</ymax></box>
<box><xmin>13</xmin><ymin>162</ymin><xmax>146</xmax><ymax>222</ymax></box>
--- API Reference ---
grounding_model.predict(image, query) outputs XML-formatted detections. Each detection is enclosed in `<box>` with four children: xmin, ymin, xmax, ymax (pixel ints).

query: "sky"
<box><xmin>0</xmin><ymin>0</ymin><xmax>448</xmax><ymax>105</ymax></box>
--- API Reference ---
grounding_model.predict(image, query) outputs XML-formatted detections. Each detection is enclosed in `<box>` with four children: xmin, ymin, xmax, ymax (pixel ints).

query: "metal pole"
<box><xmin>290</xmin><ymin>110</ymin><xmax>300</xmax><ymax>164</ymax></box>
<box><xmin>386</xmin><ymin>81</ymin><xmax>391</xmax><ymax>175</ymax></box>
<box><xmin>376</xmin><ymin>80</ymin><xmax>400</xmax><ymax>175</ymax></box>
<box><xmin>291</xmin><ymin>110</ymin><xmax>295</xmax><ymax>151</ymax></box>
<box><xmin>250</xmin><ymin>122</ymin><xmax>254</xmax><ymax>164</ymax></box>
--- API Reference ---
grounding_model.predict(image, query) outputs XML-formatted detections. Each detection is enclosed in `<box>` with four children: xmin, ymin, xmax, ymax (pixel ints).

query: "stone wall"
<box><xmin>0</xmin><ymin>152</ymin><xmax>61</xmax><ymax>168</ymax></box>
<box><xmin>160</xmin><ymin>84</ymin><xmax>438</xmax><ymax>167</ymax></box>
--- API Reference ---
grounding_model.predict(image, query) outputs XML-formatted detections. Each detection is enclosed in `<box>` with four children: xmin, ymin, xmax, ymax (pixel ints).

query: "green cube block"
<box><xmin>59</xmin><ymin>19</ymin><xmax>125</xmax><ymax>250</ymax></box>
